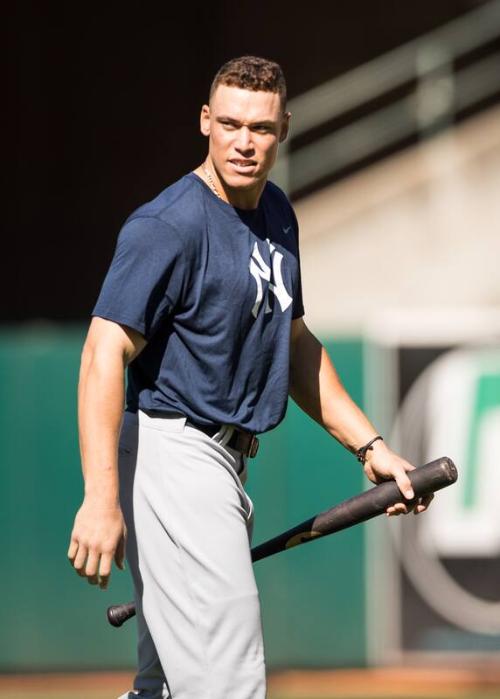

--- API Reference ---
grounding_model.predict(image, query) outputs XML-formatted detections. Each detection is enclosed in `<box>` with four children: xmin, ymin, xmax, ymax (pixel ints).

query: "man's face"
<box><xmin>200</xmin><ymin>84</ymin><xmax>289</xmax><ymax>194</ymax></box>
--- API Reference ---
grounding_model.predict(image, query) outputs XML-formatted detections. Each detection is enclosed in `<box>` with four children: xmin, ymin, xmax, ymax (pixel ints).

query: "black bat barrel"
<box><xmin>251</xmin><ymin>457</ymin><xmax>457</xmax><ymax>560</ymax></box>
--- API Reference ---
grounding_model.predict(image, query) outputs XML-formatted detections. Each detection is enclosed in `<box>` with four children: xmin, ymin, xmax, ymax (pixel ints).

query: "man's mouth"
<box><xmin>229</xmin><ymin>159</ymin><xmax>257</xmax><ymax>168</ymax></box>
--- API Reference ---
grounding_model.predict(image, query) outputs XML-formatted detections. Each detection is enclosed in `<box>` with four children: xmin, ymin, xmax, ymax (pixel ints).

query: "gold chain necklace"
<box><xmin>202</xmin><ymin>161</ymin><xmax>223</xmax><ymax>200</ymax></box>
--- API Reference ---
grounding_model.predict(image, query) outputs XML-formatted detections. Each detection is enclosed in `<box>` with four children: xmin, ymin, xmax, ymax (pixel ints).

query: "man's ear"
<box><xmin>279</xmin><ymin>111</ymin><xmax>291</xmax><ymax>143</ymax></box>
<box><xmin>200</xmin><ymin>104</ymin><xmax>211</xmax><ymax>137</ymax></box>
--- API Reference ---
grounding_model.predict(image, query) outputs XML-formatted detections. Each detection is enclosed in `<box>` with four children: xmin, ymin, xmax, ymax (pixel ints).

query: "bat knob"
<box><xmin>107</xmin><ymin>604</ymin><xmax>130</xmax><ymax>627</ymax></box>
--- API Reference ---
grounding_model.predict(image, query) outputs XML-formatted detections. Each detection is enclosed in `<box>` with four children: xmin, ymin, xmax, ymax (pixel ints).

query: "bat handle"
<box><xmin>107</xmin><ymin>602</ymin><xmax>136</xmax><ymax>627</ymax></box>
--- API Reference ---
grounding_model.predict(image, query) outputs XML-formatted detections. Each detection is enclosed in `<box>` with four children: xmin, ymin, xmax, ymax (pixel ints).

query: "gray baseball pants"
<box><xmin>117</xmin><ymin>409</ymin><xmax>266</xmax><ymax>699</ymax></box>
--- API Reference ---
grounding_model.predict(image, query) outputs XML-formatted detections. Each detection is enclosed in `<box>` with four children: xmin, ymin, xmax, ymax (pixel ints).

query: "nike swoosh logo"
<box><xmin>283</xmin><ymin>226</ymin><xmax>291</xmax><ymax>234</ymax></box>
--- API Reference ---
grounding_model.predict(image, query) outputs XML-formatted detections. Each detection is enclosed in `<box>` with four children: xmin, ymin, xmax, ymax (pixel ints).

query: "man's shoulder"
<box><xmin>264</xmin><ymin>180</ymin><xmax>299</xmax><ymax>238</ymax></box>
<box><xmin>126</xmin><ymin>173</ymin><xmax>205</xmax><ymax>232</ymax></box>
<box><xmin>264</xmin><ymin>179</ymin><xmax>294</xmax><ymax>213</ymax></box>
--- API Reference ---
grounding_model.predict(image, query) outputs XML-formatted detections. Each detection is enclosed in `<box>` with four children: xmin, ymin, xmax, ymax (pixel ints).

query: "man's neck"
<box><xmin>195</xmin><ymin>161</ymin><xmax>265</xmax><ymax>210</ymax></box>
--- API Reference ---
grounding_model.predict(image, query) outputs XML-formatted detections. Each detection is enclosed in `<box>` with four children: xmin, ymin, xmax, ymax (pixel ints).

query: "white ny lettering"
<box><xmin>249</xmin><ymin>239</ymin><xmax>292</xmax><ymax>318</ymax></box>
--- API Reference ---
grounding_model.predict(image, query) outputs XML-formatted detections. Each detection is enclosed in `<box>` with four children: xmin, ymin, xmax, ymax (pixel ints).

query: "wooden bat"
<box><xmin>107</xmin><ymin>456</ymin><xmax>457</xmax><ymax>627</ymax></box>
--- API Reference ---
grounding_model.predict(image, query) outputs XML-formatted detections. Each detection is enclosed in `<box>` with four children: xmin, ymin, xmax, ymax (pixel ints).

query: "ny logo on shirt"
<box><xmin>249</xmin><ymin>239</ymin><xmax>292</xmax><ymax>318</ymax></box>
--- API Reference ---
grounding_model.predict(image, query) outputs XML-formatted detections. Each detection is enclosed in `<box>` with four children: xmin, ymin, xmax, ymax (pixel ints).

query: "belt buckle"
<box><xmin>248</xmin><ymin>435</ymin><xmax>259</xmax><ymax>458</ymax></box>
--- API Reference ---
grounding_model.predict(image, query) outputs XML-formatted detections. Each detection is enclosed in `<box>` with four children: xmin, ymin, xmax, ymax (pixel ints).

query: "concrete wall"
<box><xmin>296</xmin><ymin>106</ymin><xmax>500</xmax><ymax>335</ymax></box>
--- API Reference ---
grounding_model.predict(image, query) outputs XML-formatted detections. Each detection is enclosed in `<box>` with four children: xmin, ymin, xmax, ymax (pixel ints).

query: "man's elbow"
<box><xmin>82</xmin><ymin>317</ymin><xmax>146</xmax><ymax>369</ymax></box>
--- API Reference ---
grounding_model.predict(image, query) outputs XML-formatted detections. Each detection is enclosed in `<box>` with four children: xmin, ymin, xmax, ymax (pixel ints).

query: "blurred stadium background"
<box><xmin>4</xmin><ymin>1</ymin><xmax>500</xmax><ymax>696</ymax></box>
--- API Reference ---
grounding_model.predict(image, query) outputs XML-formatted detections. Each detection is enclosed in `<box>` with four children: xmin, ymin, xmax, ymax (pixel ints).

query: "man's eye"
<box><xmin>254</xmin><ymin>126</ymin><xmax>272</xmax><ymax>134</ymax></box>
<box><xmin>222</xmin><ymin>122</ymin><xmax>237</xmax><ymax>130</ymax></box>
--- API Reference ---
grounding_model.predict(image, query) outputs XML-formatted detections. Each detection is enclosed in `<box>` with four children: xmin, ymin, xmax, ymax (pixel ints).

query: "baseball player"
<box><xmin>68</xmin><ymin>56</ymin><xmax>432</xmax><ymax>699</ymax></box>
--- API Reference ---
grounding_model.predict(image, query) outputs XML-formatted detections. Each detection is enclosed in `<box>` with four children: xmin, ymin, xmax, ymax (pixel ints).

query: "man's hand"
<box><xmin>363</xmin><ymin>440</ymin><xmax>434</xmax><ymax>516</ymax></box>
<box><xmin>68</xmin><ymin>497</ymin><xmax>126</xmax><ymax>590</ymax></box>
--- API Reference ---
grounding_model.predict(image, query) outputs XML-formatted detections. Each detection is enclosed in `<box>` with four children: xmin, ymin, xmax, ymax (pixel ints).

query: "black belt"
<box><xmin>187</xmin><ymin>421</ymin><xmax>259</xmax><ymax>458</ymax></box>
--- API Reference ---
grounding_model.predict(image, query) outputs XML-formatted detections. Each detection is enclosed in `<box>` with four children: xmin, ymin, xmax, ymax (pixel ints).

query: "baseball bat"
<box><xmin>107</xmin><ymin>456</ymin><xmax>457</xmax><ymax>627</ymax></box>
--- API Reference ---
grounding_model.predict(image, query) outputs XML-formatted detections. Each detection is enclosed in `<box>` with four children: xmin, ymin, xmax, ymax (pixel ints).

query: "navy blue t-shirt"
<box><xmin>93</xmin><ymin>172</ymin><xmax>304</xmax><ymax>433</ymax></box>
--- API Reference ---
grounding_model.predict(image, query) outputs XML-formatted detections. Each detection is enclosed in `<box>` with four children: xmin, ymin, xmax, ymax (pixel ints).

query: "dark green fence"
<box><xmin>0</xmin><ymin>326</ymin><xmax>366</xmax><ymax>671</ymax></box>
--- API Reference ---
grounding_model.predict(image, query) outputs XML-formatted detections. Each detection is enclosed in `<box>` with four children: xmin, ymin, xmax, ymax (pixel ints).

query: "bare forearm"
<box><xmin>78</xmin><ymin>343</ymin><xmax>126</xmax><ymax>503</ymax></box>
<box><xmin>289</xmin><ymin>322</ymin><xmax>377</xmax><ymax>453</ymax></box>
<box><xmin>288</xmin><ymin>319</ymin><xmax>433</xmax><ymax>514</ymax></box>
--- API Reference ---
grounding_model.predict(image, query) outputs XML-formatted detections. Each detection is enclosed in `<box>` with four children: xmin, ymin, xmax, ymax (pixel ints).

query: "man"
<box><xmin>68</xmin><ymin>56</ymin><xmax>432</xmax><ymax>699</ymax></box>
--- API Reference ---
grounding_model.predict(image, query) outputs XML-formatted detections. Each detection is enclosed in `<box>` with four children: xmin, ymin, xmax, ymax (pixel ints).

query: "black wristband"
<box><xmin>356</xmin><ymin>435</ymin><xmax>383</xmax><ymax>464</ymax></box>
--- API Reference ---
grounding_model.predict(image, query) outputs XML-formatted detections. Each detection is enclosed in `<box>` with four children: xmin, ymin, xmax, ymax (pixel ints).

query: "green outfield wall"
<box><xmin>0</xmin><ymin>326</ymin><xmax>366</xmax><ymax>671</ymax></box>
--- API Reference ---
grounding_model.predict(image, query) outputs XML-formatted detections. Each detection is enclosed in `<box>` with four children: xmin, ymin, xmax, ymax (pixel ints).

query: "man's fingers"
<box><xmin>98</xmin><ymin>553</ymin><xmax>113</xmax><ymax>590</ymax></box>
<box><xmin>114</xmin><ymin>533</ymin><xmax>126</xmax><ymax>571</ymax></box>
<box><xmin>73</xmin><ymin>544</ymin><xmax>88</xmax><ymax>576</ymax></box>
<box><xmin>387</xmin><ymin>491</ymin><xmax>435</xmax><ymax>516</ymax></box>
<box><xmin>414</xmin><ymin>492</ymin><xmax>434</xmax><ymax>514</ymax></box>
<box><xmin>85</xmin><ymin>550</ymin><xmax>100</xmax><ymax>580</ymax></box>
<box><xmin>70</xmin><ymin>544</ymin><xmax>117</xmax><ymax>588</ymax></box>
<box><xmin>99</xmin><ymin>575</ymin><xmax>110</xmax><ymax>590</ymax></box>
<box><xmin>386</xmin><ymin>501</ymin><xmax>409</xmax><ymax>516</ymax></box>
<box><xmin>67</xmin><ymin>538</ymin><xmax>78</xmax><ymax>562</ymax></box>
<box><xmin>394</xmin><ymin>467</ymin><xmax>414</xmax><ymax>500</ymax></box>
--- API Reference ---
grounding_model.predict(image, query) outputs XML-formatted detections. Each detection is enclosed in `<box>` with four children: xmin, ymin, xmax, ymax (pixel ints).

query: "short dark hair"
<box><xmin>209</xmin><ymin>56</ymin><xmax>287</xmax><ymax>110</ymax></box>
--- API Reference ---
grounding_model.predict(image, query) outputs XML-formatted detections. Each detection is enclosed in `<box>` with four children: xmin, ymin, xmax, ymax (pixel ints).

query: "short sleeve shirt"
<box><xmin>93</xmin><ymin>172</ymin><xmax>304</xmax><ymax>434</ymax></box>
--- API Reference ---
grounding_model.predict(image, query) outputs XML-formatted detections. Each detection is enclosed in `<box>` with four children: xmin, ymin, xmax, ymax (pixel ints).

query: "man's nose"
<box><xmin>235</xmin><ymin>126</ymin><xmax>253</xmax><ymax>152</ymax></box>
